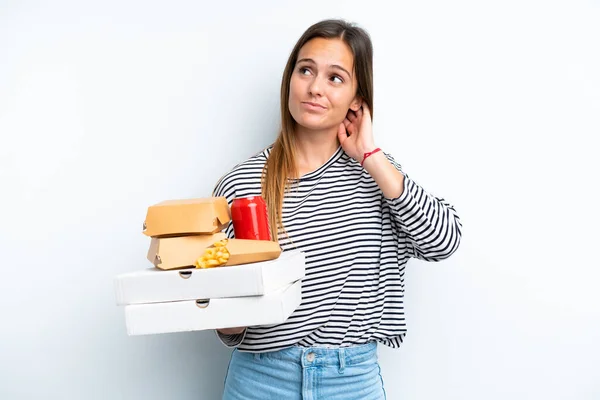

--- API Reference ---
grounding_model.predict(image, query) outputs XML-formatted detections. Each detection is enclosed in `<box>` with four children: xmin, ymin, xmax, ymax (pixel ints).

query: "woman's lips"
<box><xmin>302</xmin><ymin>102</ymin><xmax>327</xmax><ymax>111</ymax></box>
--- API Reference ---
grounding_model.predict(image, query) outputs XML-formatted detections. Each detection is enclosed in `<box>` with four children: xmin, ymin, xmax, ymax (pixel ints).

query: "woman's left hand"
<box><xmin>337</xmin><ymin>101</ymin><xmax>377</xmax><ymax>163</ymax></box>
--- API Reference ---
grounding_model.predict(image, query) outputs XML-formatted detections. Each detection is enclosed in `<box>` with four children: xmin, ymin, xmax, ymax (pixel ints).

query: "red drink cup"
<box><xmin>231</xmin><ymin>196</ymin><xmax>272</xmax><ymax>241</ymax></box>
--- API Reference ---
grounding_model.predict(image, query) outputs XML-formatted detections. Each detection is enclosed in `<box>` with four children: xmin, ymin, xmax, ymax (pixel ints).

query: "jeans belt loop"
<box><xmin>338</xmin><ymin>348</ymin><xmax>346</xmax><ymax>374</ymax></box>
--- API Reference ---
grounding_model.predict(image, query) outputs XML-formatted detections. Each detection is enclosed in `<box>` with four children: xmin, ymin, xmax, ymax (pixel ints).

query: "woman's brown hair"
<box><xmin>262</xmin><ymin>19</ymin><xmax>374</xmax><ymax>242</ymax></box>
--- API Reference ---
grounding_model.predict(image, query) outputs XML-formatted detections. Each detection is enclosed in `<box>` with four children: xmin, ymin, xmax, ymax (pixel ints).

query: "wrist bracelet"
<box><xmin>361</xmin><ymin>147</ymin><xmax>381</xmax><ymax>167</ymax></box>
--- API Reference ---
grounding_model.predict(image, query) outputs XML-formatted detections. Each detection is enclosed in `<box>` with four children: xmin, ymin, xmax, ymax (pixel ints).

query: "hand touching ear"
<box><xmin>337</xmin><ymin>101</ymin><xmax>377</xmax><ymax>164</ymax></box>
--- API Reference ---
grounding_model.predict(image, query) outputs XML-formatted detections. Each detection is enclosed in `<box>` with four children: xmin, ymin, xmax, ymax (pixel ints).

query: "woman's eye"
<box><xmin>299</xmin><ymin>67</ymin><xmax>311</xmax><ymax>75</ymax></box>
<box><xmin>331</xmin><ymin>75</ymin><xmax>343</xmax><ymax>84</ymax></box>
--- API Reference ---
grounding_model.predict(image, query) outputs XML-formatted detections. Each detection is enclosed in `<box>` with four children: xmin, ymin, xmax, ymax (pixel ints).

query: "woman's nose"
<box><xmin>308</xmin><ymin>76</ymin><xmax>324</xmax><ymax>97</ymax></box>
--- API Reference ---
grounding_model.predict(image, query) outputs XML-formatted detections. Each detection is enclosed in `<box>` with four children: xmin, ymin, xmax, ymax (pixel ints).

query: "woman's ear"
<box><xmin>350</xmin><ymin>96</ymin><xmax>363</xmax><ymax>112</ymax></box>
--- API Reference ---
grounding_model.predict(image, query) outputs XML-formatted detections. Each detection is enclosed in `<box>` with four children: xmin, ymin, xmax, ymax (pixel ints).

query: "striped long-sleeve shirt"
<box><xmin>213</xmin><ymin>145</ymin><xmax>462</xmax><ymax>352</ymax></box>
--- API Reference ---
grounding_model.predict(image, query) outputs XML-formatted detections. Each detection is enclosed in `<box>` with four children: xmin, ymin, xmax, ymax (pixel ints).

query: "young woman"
<box><xmin>212</xmin><ymin>18</ymin><xmax>462</xmax><ymax>400</ymax></box>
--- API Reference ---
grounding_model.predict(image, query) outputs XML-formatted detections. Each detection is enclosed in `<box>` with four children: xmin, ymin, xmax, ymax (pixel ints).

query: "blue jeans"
<box><xmin>222</xmin><ymin>341</ymin><xmax>386</xmax><ymax>400</ymax></box>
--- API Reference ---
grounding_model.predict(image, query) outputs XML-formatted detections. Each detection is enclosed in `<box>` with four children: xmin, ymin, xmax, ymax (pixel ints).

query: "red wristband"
<box><xmin>361</xmin><ymin>147</ymin><xmax>381</xmax><ymax>167</ymax></box>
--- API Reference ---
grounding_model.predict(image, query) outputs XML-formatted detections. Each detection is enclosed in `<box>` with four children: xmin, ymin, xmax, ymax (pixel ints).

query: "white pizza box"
<box><xmin>114</xmin><ymin>250</ymin><xmax>305</xmax><ymax>305</ymax></box>
<box><xmin>123</xmin><ymin>280</ymin><xmax>302</xmax><ymax>336</ymax></box>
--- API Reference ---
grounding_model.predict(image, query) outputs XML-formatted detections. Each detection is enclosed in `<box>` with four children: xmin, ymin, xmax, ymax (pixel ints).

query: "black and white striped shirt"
<box><xmin>213</xmin><ymin>145</ymin><xmax>462</xmax><ymax>352</ymax></box>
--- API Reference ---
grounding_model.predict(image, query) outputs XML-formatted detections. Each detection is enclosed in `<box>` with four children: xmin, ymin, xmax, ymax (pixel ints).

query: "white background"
<box><xmin>1</xmin><ymin>0</ymin><xmax>599</xmax><ymax>399</ymax></box>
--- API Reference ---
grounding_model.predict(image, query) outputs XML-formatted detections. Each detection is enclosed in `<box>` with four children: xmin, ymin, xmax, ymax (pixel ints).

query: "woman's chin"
<box><xmin>294</xmin><ymin>116</ymin><xmax>334</xmax><ymax>132</ymax></box>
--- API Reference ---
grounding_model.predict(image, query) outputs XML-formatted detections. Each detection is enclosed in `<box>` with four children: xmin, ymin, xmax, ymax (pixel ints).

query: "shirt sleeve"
<box><xmin>383</xmin><ymin>152</ymin><xmax>462</xmax><ymax>262</ymax></box>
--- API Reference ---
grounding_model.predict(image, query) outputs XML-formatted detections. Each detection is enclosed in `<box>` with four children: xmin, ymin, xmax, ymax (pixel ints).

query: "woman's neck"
<box><xmin>293</xmin><ymin>125</ymin><xmax>340</xmax><ymax>176</ymax></box>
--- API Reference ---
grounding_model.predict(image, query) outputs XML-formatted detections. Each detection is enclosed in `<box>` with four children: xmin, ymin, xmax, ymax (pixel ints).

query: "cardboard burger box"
<box><xmin>123</xmin><ymin>280</ymin><xmax>302</xmax><ymax>336</ymax></box>
<box><xmin>115</xmin><ymin>249</ymin><xmax>305</xmax><ymax>305</ymax></box>
<box><xmin>143</xmin><ymin>197</ymin><xmax>231</xmax><ymax>237</ymax></box>
<box><xmin>147</xmin><ymin>233</ymin><xmax>227</xmax><ymax>270</ymax></box>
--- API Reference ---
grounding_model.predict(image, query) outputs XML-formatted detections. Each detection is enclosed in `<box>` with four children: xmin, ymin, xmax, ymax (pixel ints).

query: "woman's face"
<box><xmin>288</xmin><ymin>37</ymin><xmax>361</xmax><ymax>132</ymax></box>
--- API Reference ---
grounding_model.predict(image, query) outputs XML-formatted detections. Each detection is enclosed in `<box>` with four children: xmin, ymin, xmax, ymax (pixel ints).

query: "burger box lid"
<box><xmin>142</xmin><ymin>197</ymin><xmax>231</xmax><ymax>237</ymax></box>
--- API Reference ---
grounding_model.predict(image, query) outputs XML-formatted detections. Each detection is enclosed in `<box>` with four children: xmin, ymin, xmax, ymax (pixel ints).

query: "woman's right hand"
<box><xmin>217</xmin><ymin>327</ymin><xmax>246</xmax><ymax>335</ymax></box>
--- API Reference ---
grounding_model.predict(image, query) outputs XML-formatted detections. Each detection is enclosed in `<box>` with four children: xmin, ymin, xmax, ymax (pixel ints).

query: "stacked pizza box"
<box><xmin>114</xmin><ymin>197</ymin><xmax>305</xmax><ymax>336</ymax></box>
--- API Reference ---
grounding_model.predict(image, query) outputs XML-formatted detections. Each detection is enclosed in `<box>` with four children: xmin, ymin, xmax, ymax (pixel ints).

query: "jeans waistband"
<box><xmin>254</xmin><ymin>341</ymin><xmax>377</xmax><ymax>369</ymax></box>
